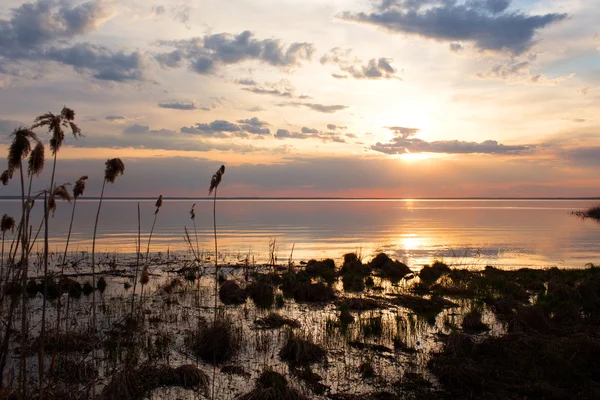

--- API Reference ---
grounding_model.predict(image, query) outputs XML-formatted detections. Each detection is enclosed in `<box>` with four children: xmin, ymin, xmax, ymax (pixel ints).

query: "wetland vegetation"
<box><xmin>0</xmin><ymin>108</ymin><xmax>599</xmax><ymax>399</ymax></box>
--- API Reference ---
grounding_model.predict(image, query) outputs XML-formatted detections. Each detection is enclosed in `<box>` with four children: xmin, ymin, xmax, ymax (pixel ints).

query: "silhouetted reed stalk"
<box><xmin>50</xmin><ymin>177</ymin><xmax>86</xmax><ymax>370</ymax></box>
<box><xmin>140</xmin><ymin>195</ymin><xmax>163</xmax><ymax>309</ymax></box>
<box><xmin>209</xmin><ymin>165</ymin><xmax>225</xmax><ymax>320</ymax></box>
<box><xmin>208</xmin><ymin>164</ymin><xmax>225</xmax><ymax>400</ymax></box>
<box><xmin>131</xmin><ymin>202</ymin><xmax>141</xmax><ymax>316</ymax></box>
<box><xmin>91</xmin><ymin>158</ymin><xmax>124</xmax><ymax>396</ymax></box>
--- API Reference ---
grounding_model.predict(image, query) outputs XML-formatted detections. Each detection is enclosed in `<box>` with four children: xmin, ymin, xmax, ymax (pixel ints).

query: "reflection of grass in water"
<box><xmin>10</xmin><ymin>251</ymin><xmax>600</xmax><ymax>399</ymax></box>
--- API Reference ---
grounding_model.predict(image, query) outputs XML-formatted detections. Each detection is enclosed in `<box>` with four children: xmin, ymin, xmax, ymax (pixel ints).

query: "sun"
<box><xmin>398</xmin><ymin>150</ymin><xmax>431</xmax><ymax>162</ymax></box>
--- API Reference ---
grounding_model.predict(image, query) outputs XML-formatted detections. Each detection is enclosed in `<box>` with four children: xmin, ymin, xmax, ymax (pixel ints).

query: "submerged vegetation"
<box><xmin>0</xmin><ymin>111</ymin><xmax>600</xmax><ymax>399</ymax></box>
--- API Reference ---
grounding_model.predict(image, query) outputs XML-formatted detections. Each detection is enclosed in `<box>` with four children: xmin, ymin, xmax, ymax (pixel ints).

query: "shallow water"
<box><xmin>1</xmin><ymin>198</ymin><xmax>599</xmax><ymax>269</ymax></box>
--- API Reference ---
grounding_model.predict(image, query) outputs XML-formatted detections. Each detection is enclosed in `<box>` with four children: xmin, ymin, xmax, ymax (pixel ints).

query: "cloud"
<box><xmin>0</xmin><ymin>1</ymin><xmax>146</xmax><ymax>82</ymax></box>
<box><xmin>155</xmin><ymin>31</ymin><xmax>314</xmax><ymax>74</ymax></box>
<box><xmin>45</xmin><ymin>43</ymin><xmax>145</xmax><ymax>82</ymax></box>
<box><xmin>274</xmin><ymin>128</ymin><xmax>346</xmax><ymax>143</ymax></box>
<box><xmin>371</xmin><ymin>126</ymin><xmax>530</xmax><ymax>155</ymax></box>
<box><xmin>340</xmin><ymin>0</ymin><xmax>568</xmax><ymax>54</ymax></box>
<box><xmin>123</xmin><ymin>124</ymin><xmax>150</xmax><ymax>134</ymax></box>
<box><xmin>235</xmin><ymin>78</ymin><xmax>257</xmax><ymax>86</ymax></box>
<box><xmin>236</xmin><ymin>78</ymin><xmax>310</xmax><ymax>99</ymax></box>
<box><xmin>321</xmin><ymin>48</ymin><xmax>400</xmax><ymax>80</ymax></box>
<box><xmin>158</xmin><ymin>100</ymin><xmax>205</xmax><ymax>110</ymax></box>
<box><xmin>449</xmin><ymin>42</ymin><xmax>464</xmax><ymax>53</ymax></box>
<box><xmin>106</xmin><ymin>116</ymin><xmax>127</xmax><ymax>122</ymax></box>
<box><xmin>301</xmin><ymin>127</ymin><xmax>319</xmax><ymax>134</ymax></box>
<box><xmin>476</xmin><ymin>59</ymin><xmax>575</xmax><ymax>85</ymax></box>
<box><xmin>181</xmin><ymin>118</ymin><xmax>272</xmax><ymax>138</ymax></box>
<box><xmin>236</xmin><ymin>117</ymin><xmax>271</xmax><ymax>135</ymax></box>
<box><xmin>278</xmin><ymin>102</ymin><xmax>348</xmax><ymax>114</ymax></box>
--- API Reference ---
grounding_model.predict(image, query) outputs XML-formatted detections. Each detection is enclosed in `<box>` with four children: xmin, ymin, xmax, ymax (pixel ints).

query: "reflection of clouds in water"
<box><xmin>1</xmin><ymin>199</ymin><xmax>598</xmax><ymax>269</ymax></box>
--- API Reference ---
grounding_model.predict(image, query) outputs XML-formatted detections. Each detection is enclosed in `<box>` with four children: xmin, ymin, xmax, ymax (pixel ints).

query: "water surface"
<box><xmin>2</xmin><ymin>198</ymin><xmax>599</xmax><ymax>269</ymax></box>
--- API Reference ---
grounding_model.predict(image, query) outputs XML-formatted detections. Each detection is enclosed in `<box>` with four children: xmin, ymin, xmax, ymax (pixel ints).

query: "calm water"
<box><xmin>1</xmin><ymin>199</ymin><xmax>599</xmax><ymax>269</ymax></box>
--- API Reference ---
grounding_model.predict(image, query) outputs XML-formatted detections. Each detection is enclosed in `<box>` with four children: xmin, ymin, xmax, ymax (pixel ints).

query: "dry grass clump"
<box><xmin>219</xmin><ymin>280</ymin><xmax>247</xmax><ymax>305</ymax></box>
<box><xmin>279</xmin><ymin>332</ymin><xmax>326</xmax><ymax>366</ymax></box>
<box><xmin>101</xmin><ymin>363</ymin><xmax>207</xmax><ymax>400</ymax></box>
<box><xmin>572</xmin><ymin>206</ymin><xmax>600</xmax><ymax>221</ymax></box>
<box><xmin>419</xmin><ymin>261</ymin><xmax>450</xmax><ymax>284</ymax></box>
<box><xmin>50</xmin><ymin>357</ymin><xmax>98</xmax><ymax>385</ymax></box>
<box><xmin>31</xmin><ymin>330</ymin><xmax>95</xmax><ymax>353</ymax></box>
<box><xmin>185</xmin><ymin>315</ymin><xmax>242</xmax><ymax>364</ymax></box>
<box><xmin>338</xmin><ymin>297</ymin><xmax>388</xmax><ymax>311</ymax></box>
<box><xmin>391</xmin><ymin>294</ymin><xmax>457</xmax><ymax>317</ymax></box>
<box><xmin>461</xmin><ymin>309</ymin><xmax>489</xmax><ymax>333</ymax></box>
<box><xmin>305</xmin><ymin>258</ymin><xmax>336</xmax><ymax>283</ymax></box>
<box><xmin>429</xmin><ymin>330</ymin><xmax>600</xmax><ymax>400</ymax></box>
<box><xmin>254</xmin><ymin>313</ymin><xmax>301</xmax><ymax>329</ymax></box>
<box><xmin>58</xmin><ymin>277</ymin><xmax>82</xmax><ymax>298</ymax></box>
<box><xmin>281</xmin><ymin>271</ymin><xmax>335</xmax><ymax>302</ymax></box>
<box><xmin>249</xmin><ymin>280</ymin><xmax>275</xmax><ymax>309</ymax></box>
<box><xmin>369</xmin><ymin>253</ymin><xmax>412</xmax><ymax>282</ymax></box>
<box><xmin>235</xmin><ymin>369</ymin><xmax>310</xmax><ymax>400</ymax></box>
<box><xmin>173</xmin><ymin>364</ymin><xmax>209</xmax><ymax>390</ymax></box>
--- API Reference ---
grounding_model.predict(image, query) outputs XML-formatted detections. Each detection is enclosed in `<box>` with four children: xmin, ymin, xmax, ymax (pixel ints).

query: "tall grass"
<box><xmin>90</xmin><ymin>158</ymin><xmax>125</xmax><ymax>397</ymax></box>
<box><xmin>208</xmin><ymin>164</ymin><xmax>225</xmax><ymax>400</ymax></box>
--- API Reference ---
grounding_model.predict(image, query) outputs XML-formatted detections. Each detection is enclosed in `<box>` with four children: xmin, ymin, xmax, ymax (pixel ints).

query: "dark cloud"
<box><xmin>235</xmin><ymin>78</ymin><xmax>257</xmax><ymax>86</ymax></box>
<box><xmin>158</xmin><ymin>100</ymin><xmax>201</xmax><ymax>110</ymax></box>
<box><xmin>0</xmin><ymin>1</ymin><xmax>146</xmax><ymax>82</ymax></box>
<box><xmin>301</xmin><ymin>127</ymin><xmax>319</xmax><ymax>134</ymax></box>
<box><xmin>237</xmin><ymin>117</ymin><xmax>269</xmax><ymax>127</ymax></box>
<box><xmin>123</xmin><ymin>124</ymin><xmax>150</xmax><ymax>134</ymax></box>
<box><xmin>327</xmin><ymin>124</ymin><xmax>347</xmax><ymax>130</ymax></box>
<box><xmin>106</xmin><ymin>115</ymin><xmax>126</xmax><ymax>121</ymax></box>
<box><xmin>155</xmin><ymin>31</ymin><xmax>314</xmax><ymax>74</ymax></box>
<box><xmin>243</xmin><ymin>87</ymin><xmax>293</xmax><ymax>98</ymax></box>
<box><xmin>371</xmin><ymin>126</ymin><xmax>530</xmax><ymax>155</ymax></box>
<box><xmin>449</xmin><ymin>42</ymin><xmax>464</xmax><ymax>52</ymax></box>
<box><xmin>340</xmin><ymin>0</ymin><xmax>567</xmax><ymax>54</ymax></box>
<box><xmin>181</xmin><ymin>118</ymin><xmax>272</xmax><ymax>138</ymax></box>
<box><xmin>45</xmin><ymin>43</ymin><xmax>144</xmax><ymax>82</ymax></box>
<box><xmin>278</xmin><ymin>102</ymin><xmax>348</xmax><ymax>114</ymax></box>
<box><xmin>0</xmin><ymin>0</ymin><xmax>109</xmax><ymax>53</ymax></box>
<box><xmin>0</xmin><ymin>0</ymin><xmax>144</xmax><ymax>82</ymax></box>
<box><xmin>321</xmin><ymin>48</ymin><xmax>400</xmax><ymax>80</ymax></box>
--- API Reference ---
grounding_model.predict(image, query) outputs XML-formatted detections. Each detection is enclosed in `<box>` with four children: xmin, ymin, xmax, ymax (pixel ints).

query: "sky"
<box><xmin>0</xmin><ymin>0</ymin><xmax>598</xmax><ymax>198</ymax></box>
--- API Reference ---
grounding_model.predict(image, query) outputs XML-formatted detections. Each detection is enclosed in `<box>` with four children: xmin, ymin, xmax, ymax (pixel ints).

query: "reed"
<box><xmin>140</xmin><ymin>195</ymin><xmax>163</xmax><ymax>309</ymax></box>
<box><xmin>91</xmin><ymin>158</ymin><xmax>124</xmax><ymax>396</ymax></box>
<box><xmin>208</xmin><ymin>164</ymin><xmax>225</xmax><ymax>400</ymax></box>
<box><xmin>7</xmin><ymin>127</ymin><xmax>38</xmax><ymax>393</ymax></box>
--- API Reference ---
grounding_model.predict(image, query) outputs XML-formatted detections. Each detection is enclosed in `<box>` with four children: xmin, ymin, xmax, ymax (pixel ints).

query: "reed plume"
<box><xmin>0</xmin><ymin>214</ymin><xmax>15</xmax><ymax>284</ymax></box>
<box><xmin>27</xmin><ymin>142</ymin><xmax>45</xmax><ymax>177</ymax></box>
<box><xmin>32</xmin><ymin>106</ymin><xmax>81</xmax><ymax>154</ymax></box>
<box><xmin>0</xmin><ymin>170</ymin><xmax>9</xmax><ymax>186</ymax></box>
<box><xmin>208</xmin><ymin>165</ymin><xmax>225</xmax><ymax>196</ymax></box>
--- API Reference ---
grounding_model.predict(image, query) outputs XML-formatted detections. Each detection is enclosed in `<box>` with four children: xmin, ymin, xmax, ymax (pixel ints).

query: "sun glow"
<box><xmin>399</xmin><ymin>152</ymin><xmax>431</xmax><ymax>162</ymax></box>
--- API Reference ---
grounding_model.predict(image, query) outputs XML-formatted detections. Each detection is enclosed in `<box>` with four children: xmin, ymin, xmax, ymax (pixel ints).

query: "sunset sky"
<box><xmin>0</xmin><ymin>0</ymin><xmax>598</xmax><ymax>198</ymax></box>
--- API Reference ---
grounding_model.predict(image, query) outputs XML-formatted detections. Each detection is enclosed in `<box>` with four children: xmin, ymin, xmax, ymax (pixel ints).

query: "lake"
<box><xmin>1</xmin><ymin>198</ymin><xmax>599</xmax><ymax>269</ymax></box>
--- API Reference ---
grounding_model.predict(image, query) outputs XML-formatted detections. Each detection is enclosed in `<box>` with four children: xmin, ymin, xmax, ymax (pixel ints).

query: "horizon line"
<box><xmin>1</xmin><ymin>196</ymin><xmax>599</xmax><ymax>201</ymax></box>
